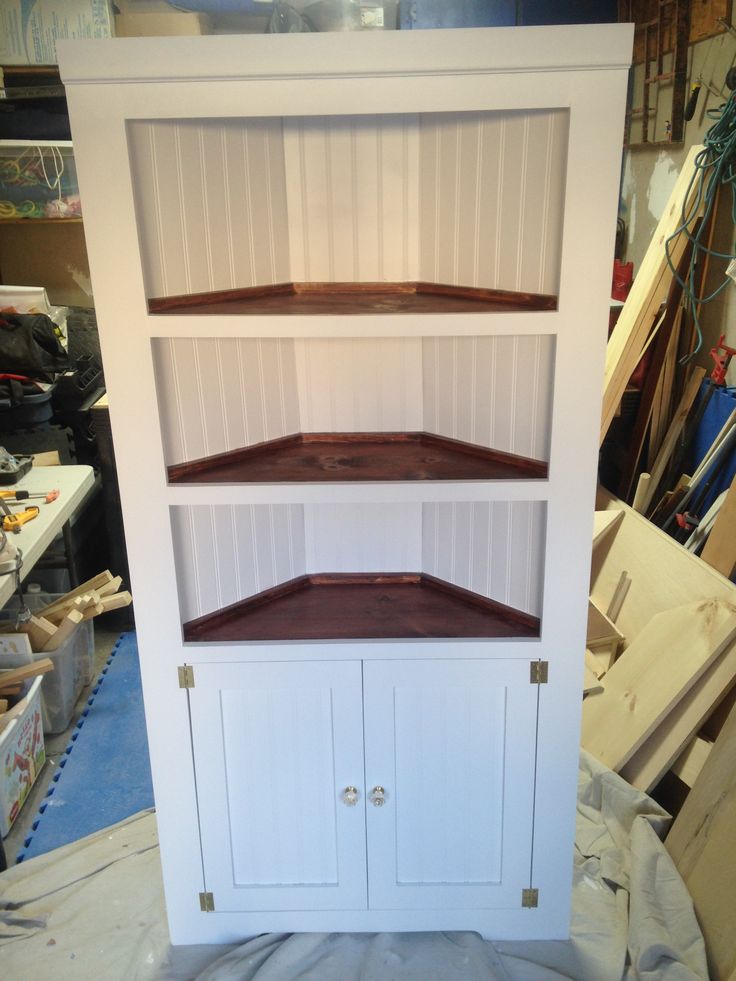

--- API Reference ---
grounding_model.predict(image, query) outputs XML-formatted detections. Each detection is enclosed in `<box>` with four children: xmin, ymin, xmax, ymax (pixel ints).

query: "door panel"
<box><xmin>189</xmin><ymin>660</ymin><xmax>367</xmax><ymax>912</ymax></box>
<box><xmin>363</xmin><ymin>658</ymin><xmax>538</xmax><ymax>910</ymax></box>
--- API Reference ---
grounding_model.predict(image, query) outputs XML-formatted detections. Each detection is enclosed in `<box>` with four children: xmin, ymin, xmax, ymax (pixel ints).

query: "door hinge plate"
<box><xmin>199</xmin><ymin>891</ymin><xmax>215</xmax><ymax>912</ymax></box>
<box><xmin>178</xmin><ymin>665</ymin><xmax>195</xmax><ymax>689</ymax></box>
<box><xmin>521</xmin><ymin>887</ymin><xmax>539</xmax><ymax>908</ymax></box>
<box><xmin>530</xmin><ymin>661</ymin><xmax>548</xmax><ymax>684</ymax></box>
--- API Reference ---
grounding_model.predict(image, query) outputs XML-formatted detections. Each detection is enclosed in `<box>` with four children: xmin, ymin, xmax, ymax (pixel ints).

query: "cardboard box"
<box><xmin>0</xmin><ymin>677</ymin><xmax>45</xmax><ymax>836</ymax></box>
<box><xmin>0</xmin><ymin>0</ymin><xmax>114</xmax><ymax>66</ymax></box>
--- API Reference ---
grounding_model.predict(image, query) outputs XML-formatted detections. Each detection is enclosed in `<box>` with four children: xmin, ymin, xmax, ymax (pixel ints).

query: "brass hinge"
<box><xmin>521</xmin><ymin>887</ymin><xmax>539</xmax><ymax>908</ymax></box>
<box><xmin>199</xmin><ymin>891</ymin><xmax>215</xmax><ymax>912</ymax></box>
<box><xmin>530</xmin><ymin>661</ymin><xmax>548</xmax><ymax>684</ymax></box>
<box><xmin>178</xmin><ymin>665</ymin><xmax>195</xmax><ymax>689</ymax></box>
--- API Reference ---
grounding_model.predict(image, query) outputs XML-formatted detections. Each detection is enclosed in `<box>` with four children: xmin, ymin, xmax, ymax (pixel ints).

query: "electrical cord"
<box><xmin>664</xmin><ymin>90</ymin><xmax>736</xmax><ymax>362</ymax></box>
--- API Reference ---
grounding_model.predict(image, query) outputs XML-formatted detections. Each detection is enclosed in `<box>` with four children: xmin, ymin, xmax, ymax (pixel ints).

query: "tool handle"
<box><xmin>685</xmin><ymin>83</ymin><xmax>701</xmax><ymax>122</ymax></box>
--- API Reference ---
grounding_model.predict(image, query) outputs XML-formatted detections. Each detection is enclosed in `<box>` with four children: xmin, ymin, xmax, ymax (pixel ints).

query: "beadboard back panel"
<box><xmin>152</xmin><ymin>337</ymin><xmax>301</xmax><ymax>465</ymax></box>
<box><xmin>153</xmin><ymin>334</ymin><xmax>553</xmax><ymax>465</ymax></box>
<box><xmin>422</xmin><ymin>334</ymin><xmax>554</xmax><ymax>460</ymax></box>
<box><xmin>171</xmin><ymin>501</ymin><xmax>542</xmax><ymax>621</ymax></box>
<box><xmin>128</xmin><ymin>118</ymin><xmax>291</xmax><ymax>299</ymax></box>
<box><xmin>128</xmin><ymin>109</ymin><xmax>567</xmax><ymax>298</ymax></box>
<box><xmin>283</xmin><ymin>115</ymin><xmax>421</xmax><ymax>283</ymax></box>
<box><xmin>418</xmin><ymin>110</ymin><xmax>568</xmax><ymax>294</ymax></box>
<box><xmin>171</xmin><ymin>503</ymin><xmax>306</xmax><ymax>622</ymax></box>
<box><xmin>422</xmin><ymin>501</ymin><xmax>546</xmax><ymax>617</ymax></box>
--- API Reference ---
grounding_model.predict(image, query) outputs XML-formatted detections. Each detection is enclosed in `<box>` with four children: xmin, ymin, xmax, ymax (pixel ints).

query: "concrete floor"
<box><xmin>2</xmin><ymin>625</ymin><xmax>125</xmax><ymax>864</ymax></box>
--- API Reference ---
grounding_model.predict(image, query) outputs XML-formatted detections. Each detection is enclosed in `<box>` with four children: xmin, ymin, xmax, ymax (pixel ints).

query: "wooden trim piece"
<box><xmin>666</xmin><ymin>700</ymin><xmax>736</xmax><ymax>981</ymax></box>
<box><xmin>167</xmin><ymin>432</ymin><xmax>548</xmax><ymax>484</ymax></box>
<box><xmin>183</xmin><ymin>572</ymin><xmax>540</xmax><ymax>642</ymax></box>
<box><xmin>148</xmin><ymin>281</ymin><xmax>558</xmax><ymax>316</ymax></box>
<box><xmin>701</xmin><ymin>472</ymin><xmax>736</xmax><ymax>579</ymax></box>
<box><xmin>669</xmin><ymin>735</ymin><xmax>713</xmax><ymax>788</ymax></box>
<box><xmin>0</xmin><ymin>657</ymin><xmax>54</xmax><ymax>689</ymax></box>
<box><xmin>41</xmin><ymin>609</ymin><xmax>84</xmax><ymax>652</ymax></box>
<box><xmin>581</xmin><ymin>598</ymin><xmax>736</xmax><ymax>772</ymax></box>
<box><xmin>639</xmin><ymin>366</ymin><xmax>706</xmax><ymax>515</ymax></box>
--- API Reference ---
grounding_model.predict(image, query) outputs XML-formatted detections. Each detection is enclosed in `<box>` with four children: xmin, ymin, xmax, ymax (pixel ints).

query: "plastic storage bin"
<box><xmin>0</xmin><ymin>676</ymin><xmax>45</xmax><ymax>836</ymax></box>
<box><xmin>0</xmin><ymin>595</ymin><xmax>95</xmax><ymax>734</ymax></box>
<box><xmin>0</xmin><ymin>141</ymin><xmax>81</xmax><ymax>219</ymax></box>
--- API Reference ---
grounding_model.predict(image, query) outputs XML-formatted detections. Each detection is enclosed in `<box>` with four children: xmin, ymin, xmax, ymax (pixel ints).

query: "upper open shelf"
<box><xmin>168</xmin><ymin>431</ymin><xmax>547</xmax><ymax>483</ymax></box>
<box><xmin>130</xmin><ymin>109</ymin><xmax>569</xmax><ymax>312</ymax></box>
<box><xmin>149</xmin><ymin>282</ymin><xmax>557</xmax><ymax>317</ymax></box>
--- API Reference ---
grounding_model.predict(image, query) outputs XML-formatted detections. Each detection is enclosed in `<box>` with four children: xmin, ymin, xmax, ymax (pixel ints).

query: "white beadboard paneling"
<box><xmin>304</xmin><ymin>503</ymin><xmax>423</xmax><ymax>574</ymax></box>
<box><xmin>283</xmin><ymin>115</ymin><xmax>420</xmax><ymax>283</ymax></box>
<box><xmin>171</xmin><ymin>504</ymin><xmax>305</xmax><ymax>621</ymax></box>
<box><xmin>422</xmin><ymin>335</ymin><xmax>555</xmax><ymax>461</ymax></box>
<box><xmin>152</xmin><ymin>337</ymin><xmax>300</xmax><ymax>465</ymax></box>
<box><xmin>131</xmin><ymin>109</ymin><xmax>564</xmax><ymax>299</ymax></box>
<box><xmin>293</xmin><ymin>337</ymin><xmax>424</xmax><ymax>433</ymax></box>
<box><xmin>128</xmin><ymin>118</ymin><xmax>290</xmax><ymax>299</ymax></box>
<box><xmin>422</xmin><ymin>501</ymin><xmax>546</xmax><ymax>617</ymax></box>
<box><xmin>419</xmin><ymin>109</ymin><xmax>568</xmax><ymax>295</ymax></box>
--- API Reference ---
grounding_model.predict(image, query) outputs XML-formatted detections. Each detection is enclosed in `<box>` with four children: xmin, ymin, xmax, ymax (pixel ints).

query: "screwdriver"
<box><xmin>0</xmin><ymin>489</ymin><xmax>60</xmax><ymax>504</ymax></box>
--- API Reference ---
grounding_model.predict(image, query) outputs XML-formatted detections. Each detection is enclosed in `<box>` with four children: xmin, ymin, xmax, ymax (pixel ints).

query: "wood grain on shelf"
<box><xmin>148</xmin><ymin>281</ymin><xmax>558</xmax><ymax>316</ymax></box>
<box><xmin>182</xmin><ymin>572</ymin><xmax>540</xmax><ymax>642</ymax></box>
<box><xmin>167</xmin><ymin>432</ymin><xmax>548</xmax><ymax>483</ymax></box>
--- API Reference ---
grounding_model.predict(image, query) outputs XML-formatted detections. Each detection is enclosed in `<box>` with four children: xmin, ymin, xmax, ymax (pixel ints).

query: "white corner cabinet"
<box><xmin>58</xmin><ymin>24</ymin><xmax>632</xmax><ymax>944</ymax></box>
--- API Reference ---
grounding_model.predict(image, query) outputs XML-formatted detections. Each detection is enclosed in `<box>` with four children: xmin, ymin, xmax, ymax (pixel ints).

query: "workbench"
<box><xmin>0</xmin><ymin>465</ymin><xmax>96</xmax><ymax>609</ymax></box>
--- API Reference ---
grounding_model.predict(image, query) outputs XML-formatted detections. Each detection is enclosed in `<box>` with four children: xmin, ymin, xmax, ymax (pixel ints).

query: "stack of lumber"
<box><xmin>666</xmin><ymin>699</ymin><xmax>736</xmax><ymax>981</ymax></box>
<box><xmin>601</xmin><ymin>144</ymin><xmax>704</xmax><ymax>450</ymax></box>
<box><xmin>583</xmin><ymin>491</ymin><xmax>736</xmax><ymax>797</ymax></box>
<box><xmin>0</xmin><ymin>570</ymin><xmax>132</xmax><ymax>728</ymax></box>
<box><xmin>0</xmin><ymin>570</ymin><xmax>132</xmax><ymax>656</ymax></box>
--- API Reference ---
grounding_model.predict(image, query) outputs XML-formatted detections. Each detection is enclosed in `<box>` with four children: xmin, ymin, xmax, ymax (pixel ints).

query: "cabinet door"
<box><xmin>363</xmin><ymin>658</ymin><xmax>538</xmax><ymax>910</ymax></box>
<box><xmin>189</xmin><ymin>660</ymin><xmax>367</xmax><ymax>912</ymax></box>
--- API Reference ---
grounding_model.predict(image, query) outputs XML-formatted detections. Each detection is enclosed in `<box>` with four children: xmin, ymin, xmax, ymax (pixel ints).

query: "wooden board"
<box><xmin>592</xmin><ymin>489</ymin><xmax>735</xmax><ymax>643</ymax></box>
<box><xmin>670</xmin><ymin>735</ymin><xmax>713</xmax><ymax>788</ymax></box>
<box><xmin>701</xmin><ymin>471</ymin><xmax>736</xmax><ymax>579</ymax></box>
<box><xmin>581</xmin><ymin>598</ymin><xmax>736</xmax><ymax>772</ymax></box>
<box><xmin>666</xmin><ymin>699</ymin><xmax>736</xmax><ymax>981</ymax></box>
<box><xmin>619</xmin><ymin>636</ymin><xmax>736</xmax><ymax>791</ymax></box>
<box><xmin>601</xmin><ymin>146</ymin><xmax>703</xmax><ymax>444</ymax></box>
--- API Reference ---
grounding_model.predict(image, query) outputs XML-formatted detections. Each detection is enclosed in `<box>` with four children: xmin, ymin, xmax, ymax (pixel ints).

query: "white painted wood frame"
<box><xmin>58</xmin><ymin>24</ymin><xmax>632</xmax><ymax>944</ymax></box>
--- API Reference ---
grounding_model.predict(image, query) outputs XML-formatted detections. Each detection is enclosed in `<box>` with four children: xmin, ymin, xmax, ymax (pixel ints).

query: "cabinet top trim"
<box><xmin>57</xmin><ymin>25</ymin><xmax>633</xmax><ymax>88</ymax></box>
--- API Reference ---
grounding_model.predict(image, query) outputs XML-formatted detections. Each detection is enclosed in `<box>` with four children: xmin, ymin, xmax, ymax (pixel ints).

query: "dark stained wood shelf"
<box><xmin>168</xmin><ymin>432</ymin><xmax>548</xmax><ymax>483</ymax></box>
<box><xmin>149</xmin><ymin>280</ymin><xmax>558</xmax><ymax>316</ymax></box>
<box><xmin>183</xmin><ymin>572</ymin><xmax>540</xmax><ymax>642</ymax></box>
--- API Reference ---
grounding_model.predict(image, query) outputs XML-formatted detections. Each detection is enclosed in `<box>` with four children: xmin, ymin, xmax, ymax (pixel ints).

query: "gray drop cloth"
<box><xmin>0</xmin><ymin>752</ymin><xmax>708</xmax><ymax>981</ymax></box>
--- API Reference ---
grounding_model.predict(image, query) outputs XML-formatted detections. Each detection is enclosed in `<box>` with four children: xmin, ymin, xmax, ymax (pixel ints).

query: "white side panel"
<box><xmin>171</xmin><ymin>504</ymin><xmax>306</xmax><ymax>620</ymax></box>
<box><xmin>304</xmin><ymin>503</ymin><xmax>422</xmax><ymax>573</ymax></box>
<box><xmin>128</xmin><ymin>118</ymin><xmax>290</xmax><ymax>298</ymax></box>
<box><xmin>283</xmin><ymin>115</ymin><xmax>420</xmax><ymax>282</ymax></box>
<box><xmin>293</xmin><ymin>337</ymin><xmax>424</xmax><ymax>433</ymax></box>
<box><xmin>364</xmin><ymin>658</ymin><xmax>538</xmax><ymax>909</ymax></box>
<box><xmin>418</xmin><ymin>109</ymin><xmax>568</xmax><ymax>294</ymax></box>
<box><xmin>190</xmin><ymin>660</ymin><xmax>367</xmax><ymax>912</ymax></box>
<box><xmin>422</xmin><ymin>335</ymin><xmax>554</xmax><ymax>460</ymax></box>
<box><xmin>152</xmin><ymin>337</ymin><xmax>301</xmax><ymax>465</ymax></box>
<box><xmin>421</xmin><ymin>501</ymin><xmax>545</xmax><ymax>617</ymax></box>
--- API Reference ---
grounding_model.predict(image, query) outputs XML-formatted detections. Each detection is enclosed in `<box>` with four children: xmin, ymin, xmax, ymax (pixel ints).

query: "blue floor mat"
<box><xmin>17</xmin><ymin>632</ymin><xmax>154</xmax><ymax>862</ymax></box>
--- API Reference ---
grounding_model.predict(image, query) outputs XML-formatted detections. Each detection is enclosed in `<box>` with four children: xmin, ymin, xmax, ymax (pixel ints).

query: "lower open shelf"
<box><xmin>182</xmin><ymin>572</ymin><xmax>540</xmax><ymax>642</ymax></box>
<box><xmin>168</xmin><ymin>432</ymin><xmax>548</xmax><ymax>483</ymax></box>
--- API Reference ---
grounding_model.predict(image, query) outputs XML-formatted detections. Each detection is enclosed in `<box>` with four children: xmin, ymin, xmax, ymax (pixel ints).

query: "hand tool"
<box><xmin>0</xmin><ymin>488</ymin><xmax>59</xmax><ymax>504</ymax></box>
<box><xmin>1</xmin><ymin>505</ymin><xmax>39</xmax><ymax>534</ymax></box>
